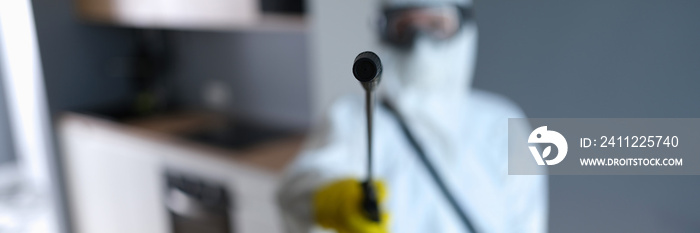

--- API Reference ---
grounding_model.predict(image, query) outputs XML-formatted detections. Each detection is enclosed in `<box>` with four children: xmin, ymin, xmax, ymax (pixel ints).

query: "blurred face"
<box><xmin>381</xmin><ymin>5</ymin><xmax>468</xmax><ymax>48</ymax></box>
<box><xmin>379</xmin><ymin>4</ymin><xmax>477</xmax><ymax>103</ymax></box>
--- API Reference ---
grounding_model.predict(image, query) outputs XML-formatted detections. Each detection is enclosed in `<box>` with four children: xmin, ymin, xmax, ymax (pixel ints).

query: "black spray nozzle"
<box><xmin>353</xmin><ymin>51</ymin><xmax>383</xmax><ymax>91</ymax></box>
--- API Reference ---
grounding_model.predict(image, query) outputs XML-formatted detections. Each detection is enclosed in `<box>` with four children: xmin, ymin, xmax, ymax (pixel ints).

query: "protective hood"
<box><xmin>379</xmin><ymin>23</ymin><xmax>478</xmax><ymax>154</ymax></box>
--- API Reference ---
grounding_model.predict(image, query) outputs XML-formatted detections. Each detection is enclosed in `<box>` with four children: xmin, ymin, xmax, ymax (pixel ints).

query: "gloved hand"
<box><xmin>313</xmin><ymin>178</ymin><xmax>389</xmax><ymax>233</ymax></box>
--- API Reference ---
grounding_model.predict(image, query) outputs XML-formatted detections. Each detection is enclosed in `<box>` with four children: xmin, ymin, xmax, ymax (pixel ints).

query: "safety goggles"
<box><xmin>379</xmin><ymin>5</ymin><xmax>474</xmax><ymax>48</ymax></box>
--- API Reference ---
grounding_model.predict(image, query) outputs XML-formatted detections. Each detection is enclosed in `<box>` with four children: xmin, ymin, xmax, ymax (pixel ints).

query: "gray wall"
<box><xmin>474</xmin><ymin>0</ymin><xmax>700</xmax><ymax>232</ymax></box>
<box><xmin>33</xmin><ymin>0</ymin><xmax>136</xmax><ymax>114</ymax></box>
<box><xmin>169</xmin><ymin>30</ymin><xmax>311</xmax><ymax>130</ymax></box>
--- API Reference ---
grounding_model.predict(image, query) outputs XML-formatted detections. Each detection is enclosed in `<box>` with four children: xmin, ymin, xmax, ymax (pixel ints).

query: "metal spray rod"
<box><xmin>352</xmin><ymin>51</ymin><xmax>383</xmax><ymax>222</ymax></box>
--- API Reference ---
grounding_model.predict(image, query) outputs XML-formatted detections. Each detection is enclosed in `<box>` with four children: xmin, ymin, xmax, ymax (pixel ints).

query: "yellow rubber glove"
<box><xmin>313</xmin><ymin>178</ymin><xmax>389</xmax><ymax>233</ymax></box>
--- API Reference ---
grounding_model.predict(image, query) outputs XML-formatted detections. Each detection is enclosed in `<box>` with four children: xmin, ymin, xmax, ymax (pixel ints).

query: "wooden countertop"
<box><xmin>61</xmin><ymin>112</ymin><xmax>305</xmax><ymax>173</ymax></box>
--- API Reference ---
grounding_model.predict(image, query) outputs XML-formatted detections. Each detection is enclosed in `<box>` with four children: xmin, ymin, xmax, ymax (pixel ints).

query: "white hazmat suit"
<box><xmin>278</xmin><ymin>0</ymin><xmax>547</xmax><ymax>232</ymax></box>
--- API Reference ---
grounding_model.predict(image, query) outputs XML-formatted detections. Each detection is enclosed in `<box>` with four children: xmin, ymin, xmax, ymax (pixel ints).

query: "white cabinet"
<box><xmin>74</xmin><ymin>0</ymin><xmax>306</xmax><ymax>31</ymax></box>
<box><xmin>75</xmin><ymin>0</ymin><xmax>258</xmax><ymax>28</ymax></box>
<box><xmin>59</xmin><ymin>113</ymin><xmax>302</xmax><ymax>233</ymax></box>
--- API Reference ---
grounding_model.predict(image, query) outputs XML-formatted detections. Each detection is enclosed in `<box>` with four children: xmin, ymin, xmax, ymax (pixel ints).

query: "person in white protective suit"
<box><xmin>278</xmin><ymin>0</ymin><xmax>548</xmax><ymax>232</ymax></box>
